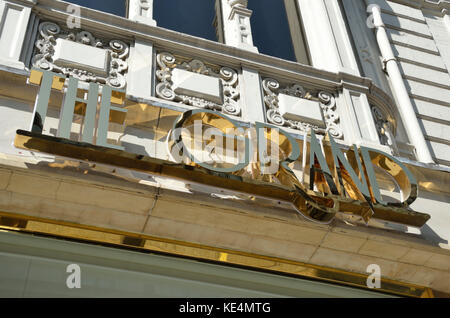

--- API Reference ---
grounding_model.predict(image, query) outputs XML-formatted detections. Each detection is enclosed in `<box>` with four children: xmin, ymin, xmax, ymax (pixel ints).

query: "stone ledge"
<box><xmin>0</xmin><ymin>154</ymin><xmax>449</xmax><ymax>292</ymax></box>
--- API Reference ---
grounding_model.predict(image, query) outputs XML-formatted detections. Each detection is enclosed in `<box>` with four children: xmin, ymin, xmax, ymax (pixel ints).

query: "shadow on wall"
<box><xmin>421</xmin><ymin>224</ymin><xmax>449</xmax><ymax>246</ymax></box>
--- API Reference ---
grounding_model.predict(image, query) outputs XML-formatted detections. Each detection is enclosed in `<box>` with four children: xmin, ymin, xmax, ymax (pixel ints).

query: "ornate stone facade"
<box><xmin>371</xmin><ymin>105</ymin><xmax>397</xmax><ymax>150</ymax></box>
<box><xmin>32</xmin><ymin>21</ymin><xmax>129</xmax><ymax>89</ymax></box>
<box><xmin>262</xmin><ymin>78</ymin><xmax>343</xmax><ymax>138</ymax></box>
<box><xmin>155</xmin><ymin>52</ymin><xmax>241</xmax><ymax>116</ymax></box>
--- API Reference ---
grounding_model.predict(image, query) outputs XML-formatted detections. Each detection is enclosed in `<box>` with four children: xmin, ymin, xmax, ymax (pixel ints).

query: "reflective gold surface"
<box><xmin>14</xmin><ymin>130</ymin><xmax>431</xmax><ymax>227</ymax></box>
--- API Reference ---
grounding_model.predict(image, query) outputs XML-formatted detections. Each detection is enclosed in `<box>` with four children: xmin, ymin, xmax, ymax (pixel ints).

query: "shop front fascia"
<box><xmin>0</xmin><ymin>0</ymin><xmax>449</xmax><ymax>297</ymax></box>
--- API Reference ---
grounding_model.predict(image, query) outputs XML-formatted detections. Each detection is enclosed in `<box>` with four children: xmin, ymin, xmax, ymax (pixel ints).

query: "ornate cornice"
<box><xmin>31</xmin><ymin>21</ymin><xmax>129</xmax><ymax>88</ymax></box>
<box><xmin>25</xmin><ymin>0</ymin><xmax>402</xmax><ymax>131</ymax></box>
<box><xmin>262</xmin><ymin>78</ymin><xmax>343</xmax><ymax>139</ymax></box>
<box><xmin>155</xmin><ymin>52</ymin><xmax>241</xmax><ymax>116</ymax></box>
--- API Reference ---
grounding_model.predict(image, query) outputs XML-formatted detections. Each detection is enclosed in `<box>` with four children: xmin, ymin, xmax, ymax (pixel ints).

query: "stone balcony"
<box><xmin>2</xmin><ymin>0</ymin><xmax>404</xmax><ymax>155</ymax></box>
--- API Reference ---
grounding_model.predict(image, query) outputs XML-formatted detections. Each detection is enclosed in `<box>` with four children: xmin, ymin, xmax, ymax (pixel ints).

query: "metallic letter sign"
<box><xmin>16</xmin><ymin>70</ymin><xmax>429</xmax><ymax>227</ymax></box>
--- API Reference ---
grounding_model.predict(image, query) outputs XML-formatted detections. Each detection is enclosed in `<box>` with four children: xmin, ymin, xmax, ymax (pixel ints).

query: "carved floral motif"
<box><xmin>371</xmin><ymin>105</ymin><xmax>397</xmax><ymax>149</ymax></box>
<box><xmin>32</xmin><ymin>21</ymin><xmax>129</xmax><ymax>88</ymax></box>
<box><xmin>262</xmin><ymin>78</ymin><xmax>343</xmax><ymax>138</ymax></box>
<box><xmin>155</xmin><ymin>52</ymin><xmax>241</xmax><ymax>116</ymax></box>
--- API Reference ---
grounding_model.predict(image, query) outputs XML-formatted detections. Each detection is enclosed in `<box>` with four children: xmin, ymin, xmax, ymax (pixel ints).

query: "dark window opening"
<box><xmin>66</xmin><ymin>0</ymin><xmax>127</xmax><ymax>17</ymax></box>
<box><xmin>248</xmin><ymin>0</ymin><xmax>297</xmax><ymax>62</ymax></box>
<box><xmin>154</xmin><ymin>0</ymin><xmax>217</xmax><ymax>42</ymax></box>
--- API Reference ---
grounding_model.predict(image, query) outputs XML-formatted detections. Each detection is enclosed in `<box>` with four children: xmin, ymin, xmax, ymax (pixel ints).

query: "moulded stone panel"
<box><xmin>310</xmin><ymin>247</ymin><xmax>400</xmax><ymax>277</ymax></box>
<box><xmin>109</xmin><ymin>211</ymin><xmax>148</xmax><ymax>233</ymax></box>
<box><xmin>430</xmin><ymin>272</ymin><xmax>450</xmax><ymax>293</ymax></box>
<box><xmin>0</xmin><ymin>1</ymin><xmax>31</xmax><ymax>67</ymax></box>
<box><xmin>388</xmin><ymin>31</ymin><xmax>439</xmax><ymax>53</ymax></box>
<box><xmin>56</xmin><ymin>181</ymin><xmax>154</xmax><ymax>215</ymax></box>
<box><xmin>248</xmin><ymin>218</ymin><xmax>328</xmax><ymax>246</ymax></box>
<box><xmin>358</xmin><ymin>240</ymin><xmax>410</xmax><ymax>261</ymax></box>
<box><xmin>6</xmin><ymin>173</ymin><xmax>60</xmax><ymax>200</ymax></box>
<box><xmin>412</xmin><ymin>99</ymin><xmax>450</xmax><ymax>119</ymax></box>
<box><xmin>78</xmin><ymin>206</ymin><xmax>112</xmax><ymax>226</ymax></box>
<box><xmin>427</xmin><ymin>140</ymin><xmax>450</xmax><ymax>163</ymax></box>
<box><xmin>320</xmin><ymin>232</ymin><xmax>367</xmax><ymax>253</ymax></box>
<box><xmin>394</xmin><ymin>45</ymin><xmax>447</xmax><ymax>71</ymax></box>
<box><xmin>248</xmin><ymin>236</ymin><xmax>317</xmax><ymax>263</ymax></box>
<box><xmin>424</xmin><ymin>13</ymin><xmax>450</xmax><ymax>77</ymax></box>
<box><xmin>424</xmin><ymin>253</ymin><xmax>450</xmax><ymax>271</ymax></box>
<box><xmin>381</xmin><ymin>13</ymin><xmax>431</xmax><ymax>37</ymax></box>
<box><xmin>8</xmin><ymin>192</ymin><xmax>48</xmax><ymax>216</ymax></box>
<box><xmin>127</xmin><ymin>40</ymin><xmax>154</xmax><ymax>99</ymax></box>
<box><xmin>278</xmin><ymin>94</ymin><xmax>325</xmax><ymax>127</ymax></box>
<box><xmin>0</xmin><ymin>170</ymin><xmax>11</xmax><ymax>190</ymax></box>
<box><xmin>399</xmin><ymin>249</ymin><xmax>434</xmax><ymax>266</ymax></box>
<box><xmin>39</xmin><ymin>198</ymin><xmax>84</xmax><ymax>223</ymax></box>
<box><xmin>171</xmin><ymin>68</ymin><xmax>223</xmax><ymax>104</ymax></box>
<box><xmin>366</xmin><ymin>0</ymin><xmax>425</xmax><ymax>22</ymax></box>
<box><xmin>150</xmin><ymin>198</ymin><xmax>251</xmax><ymax>233</ymax></box>
<box><xmin>0</xmin><ymin>190</ymin><xmax>12</xmax><ymax>209</ymax></box>
<box><xmin>419</xmin><ymin>119</ymin><xmax>450</xmax><ymax>141</ymax></box>
<box><xmin>398</xmin><ymin>61</ymin><xmax>450</xmax><ymax>87</ymax></box>
<box><xmin>392</xmin><ymin>262</ymin><xmax>420</xmax><ymax>283</ymax></box>
<box><xmin>53</xmin><ymin>38</ymin><xmax>109</xmax><ymax>76</ymax></box>
<box><xmin>405</xmin><ymin>80</ymin><xmax>450</xmax><ymax>104</ymax></box>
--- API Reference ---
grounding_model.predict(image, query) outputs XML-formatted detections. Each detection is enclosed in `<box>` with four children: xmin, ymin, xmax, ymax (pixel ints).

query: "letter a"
<box><xmin>66</xmin><ymin>264</ymin><xmax>81</xmax><ymax>289</ymax></box>
<box><xmin>366</xmin><ymin>264</ymin><xmax>381</xmax><ymax>289</ymax></box>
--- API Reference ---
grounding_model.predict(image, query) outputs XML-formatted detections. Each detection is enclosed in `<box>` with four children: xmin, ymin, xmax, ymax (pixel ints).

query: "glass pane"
<box><xmin>248</xmin><ymin>0</ymin><xmax>296</xmax><ymax>62</ymax></box>
<box><xmin>154</xmin><ymin>0</ymin><xmax>217</xmax><ymax>42</ymax></box>
<box><xmin>66</xmin><ymin>0</ymin><xmax>127</xmax><ymax>17</ymax></box>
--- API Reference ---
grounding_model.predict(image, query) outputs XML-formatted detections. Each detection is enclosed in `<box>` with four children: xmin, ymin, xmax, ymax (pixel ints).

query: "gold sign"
<box><xmin>14</xmin><ymin>69</ymin><xmax>430</xmax><ymax>227</ymax></box>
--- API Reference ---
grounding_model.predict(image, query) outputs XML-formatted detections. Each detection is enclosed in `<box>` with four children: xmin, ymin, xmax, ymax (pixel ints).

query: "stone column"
<box><xmin>338</xmin><ymin>88</ymin><xmax>383</xmax><ymax>150</ymax></box>
<box><xmin>127</xmin><ymin>39</ymin><xmax>154</xmax><ymax>100</ymax></box>
<box><xmin>240</xmin><ymin>67</ymin><xmax>265</xmax><ymax>123</ymax></box>
<box><xmin>217</xmin><ymin>0</ymin><xmax>257</xmax><ymax>52</ymax></box>
<box><xmin>128</xmin><ymin>0</ymin><xmax>156</xmax><ymax>26</ymax></box>
<box><xmin>296</xmin><ymin>0</ymin><xmax>342</xmax><ymax>73</ymax></box>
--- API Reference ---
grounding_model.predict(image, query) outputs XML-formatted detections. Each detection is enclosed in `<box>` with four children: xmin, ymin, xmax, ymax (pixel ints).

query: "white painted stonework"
<box><xmin>172</xmin><ymin>68</ymin><xmax>223</xmax><ymax>105</ymax></box>
<box><xmin>217</xmin><ymin>0</ymin><xmax>258</xmax><ymax>52</ymax></box>
<box><xmin>0</xmin><ymin>0</ymin><xmax>448</xmax><ymax>297</ymax></box>
<box><xmin>53</xmin><ymin>39</ymin><xmax>109</xmax><ymax>76</ymax></box>
<box><xmin>128</xmin><ymin>0</ymin><xmax>156</xmax><ymax>26</ymax></box>
<box><xmin>0</xmin><ymin>0</ymin><xmax>33</xmax><ymax>69</ymax></box>
<box><xmin>278</xmin><ymin>94</ymin><xmax>325</xmax><ymax>128</ymax></box>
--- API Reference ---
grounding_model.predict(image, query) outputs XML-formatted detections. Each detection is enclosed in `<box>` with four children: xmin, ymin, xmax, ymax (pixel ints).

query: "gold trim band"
<box><xmin>0</xmin><ymin>211</ymin><xmax>434</xmax><ymax>298</ymax></box>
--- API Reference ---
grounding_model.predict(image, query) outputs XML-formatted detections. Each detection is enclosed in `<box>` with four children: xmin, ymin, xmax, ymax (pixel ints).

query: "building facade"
<box><xmin>0</xmin><ymin>0</ymin><xmax>449</xmax><ymax>297</ymax></box>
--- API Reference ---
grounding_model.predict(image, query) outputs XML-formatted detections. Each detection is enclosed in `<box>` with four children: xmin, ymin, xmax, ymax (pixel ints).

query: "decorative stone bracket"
<box><xmin>32</xmin><ymin>22</ymin><xmax>129</xmax><ymax>89</ymax></box>
<box><xmin>262</xmin><ymin>78</ymin><xmax>343</xmax><ymax>139</ymax></box>
<box><xmin>371</xmin><ymin>105</ymin><xmax>398</xmax><ymax>151</ymax></box>
<box><xmin>155</xmin><ymin>52</ymin><xmax>241</xmax><ymax>116</ymax></box>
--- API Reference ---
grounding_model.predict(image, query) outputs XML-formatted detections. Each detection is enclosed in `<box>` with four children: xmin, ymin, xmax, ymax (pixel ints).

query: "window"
<box><xmin>248</xmin><ymin>0</ymin><xmax>309</xmax><ymax>64</ymax></box>
<box><xmin>66</xmin><ymin>0</ymin><xmax>128</xmax><ymax>17</ymax></box>
<box><xmin>154</xmin><ymin>0</ymin><xmax>217</xmax><ymax>42</ymax></box>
